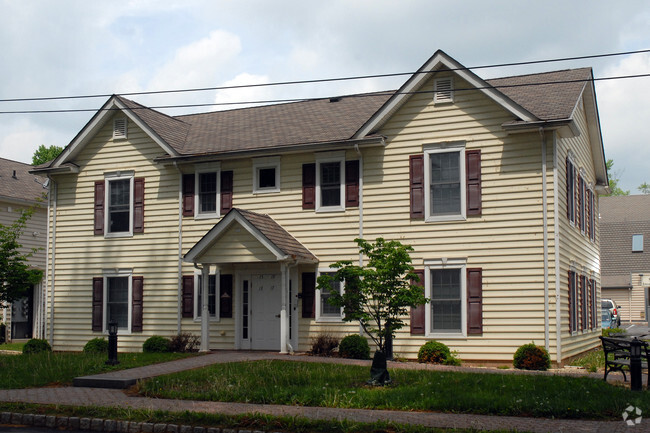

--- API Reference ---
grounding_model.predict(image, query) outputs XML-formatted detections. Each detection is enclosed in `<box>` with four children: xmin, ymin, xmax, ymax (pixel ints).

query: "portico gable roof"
<box><xmin>183</xmin><ymin>208</ymin><xmax>318</xmax><ymax>265</ymax></box>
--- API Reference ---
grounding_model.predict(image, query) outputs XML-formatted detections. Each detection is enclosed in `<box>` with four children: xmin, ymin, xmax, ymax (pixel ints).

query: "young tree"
<box><xmin>638</xmin><ymin>182</ymin><xmax>650</xmax><ymax>194</ymax></box>
<box><xmin>32</xmin><ymin>144</ymin><xmax>63</xmax><ymax>166</ymax></box>
<box><xmin>317</xmin><ymin>237</ymin><xmax>427</xmax><ymax>384</ymax></box>
<box><xmin>0</xmin><ymin>207</ymin><xmax>43</xmax><ymax>304</ymax></box>
<box><xmin>603</xmin><ymin>159</ymin><xmax>630</xmax><ymax>196</ymax></box>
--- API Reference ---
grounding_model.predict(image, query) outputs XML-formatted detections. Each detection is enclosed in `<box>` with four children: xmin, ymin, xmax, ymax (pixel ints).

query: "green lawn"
<box><xmin>0</xmin><ymin>351</ymin><xmax>195</xmax><ymax>389</ymax></box>
<box><xmin>138</xmin><ymin>359</ymin><xmax>648</xmax><ymax>420</ymax></box>
<box><xmin>0</xmin><ymin>342</ymin><xmax>26</xmax><ymax>352</ymax></box>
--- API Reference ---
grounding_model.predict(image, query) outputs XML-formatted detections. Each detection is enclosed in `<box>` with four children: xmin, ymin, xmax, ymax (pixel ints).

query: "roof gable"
<box><xmin>184</xmin><ymin>208</ymin><xmax>317</xmax><ymax>264</ymax></box>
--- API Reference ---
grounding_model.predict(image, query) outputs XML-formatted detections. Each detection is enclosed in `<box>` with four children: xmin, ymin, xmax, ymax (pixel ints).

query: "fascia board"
<box><xmin>183</xmin><ymin>210</ymin><xmax>288</xmax><ymax>263</ymax></box>
<box><xmin>354</xmin><ymin>50</ymin><xmax>537</xmax><ymax>138</ymax></box>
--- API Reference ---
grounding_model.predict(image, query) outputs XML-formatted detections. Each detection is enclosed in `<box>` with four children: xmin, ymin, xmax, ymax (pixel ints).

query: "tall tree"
<box><xmin>0</xmin><ymin>207</ymin><xmax>43</xmax><ymax>304</ymax></box>
<box><xmin>317</xmin><ymin>237</ymin><xmax>427</xmax><ymax>384</ymax></box>
<box><xmin>603</xmin><ymin>159</ymin><xmax>630</xmax><ymax>196</ymax></box>
<box><xmin>638</xmin><ymin>182</ymin><xmax>650</xmax><ymax>194</ymax></box>
<box><xmin>32</xmin><ymin>144</ymin><xmax>63</xmax><ymax>166</ymax></box>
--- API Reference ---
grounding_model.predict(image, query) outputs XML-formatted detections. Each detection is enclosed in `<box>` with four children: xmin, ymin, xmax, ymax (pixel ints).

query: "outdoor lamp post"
<box><xmin>106</xmin><ymin>320</ymin><xmax>119</xmax><ymax>366</ymax></box>
<box><xmin>630</xmin><ymin>337</ymin><xmax>642</xmax><ymax>391</ymax></box>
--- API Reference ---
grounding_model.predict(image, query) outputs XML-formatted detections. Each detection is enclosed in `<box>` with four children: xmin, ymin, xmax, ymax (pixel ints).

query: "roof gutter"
<box><xmin>153</xmin><ymin>136</ymin><xmax>386</xmax><ymax>166</ymax></box>
<box><xmin>502</xmin><ymin>118</ymin><xmax>577</xmax><ymax>135</ymax></box>
<box><xmin>30</xmin><ymin>164</ymin><xmax>80</xmax><ymax>176</ymax></box>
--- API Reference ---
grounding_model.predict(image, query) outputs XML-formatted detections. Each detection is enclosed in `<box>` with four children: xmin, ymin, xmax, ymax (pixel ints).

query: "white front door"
<box><xmin>242</xmin><ymin>273</ymin><xmax>281</xmax><ymax>350</ymax></box>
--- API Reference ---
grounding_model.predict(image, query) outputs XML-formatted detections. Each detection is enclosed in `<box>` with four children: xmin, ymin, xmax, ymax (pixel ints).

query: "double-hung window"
<box><xmin>317</xmin><ymin>271</ymin><xmax>343</xmax><ymax>321</ymax></box>
<box><xmin>104</xmin><ymin>270</ymin><xmax>132</xmax><ymax>332</ymax></box>
<box><xmin>424</xmin><ymin>143</ymin><xmax>466</xmax><ymax>221</ymax></box>
<box><xmin>316</xmin><ymin>152</ymin><xmax>345</xmax><ymax>212</ymax></box>
<box><xmin>105</xmin><ymin>172</ymin><xmax>134</xmax><ymax>237</ymax></box>
<box><xmin>424</xmin><ymin>259</ymin><xmax>468</xmax><ymax>337</ymax></box>
<box><xmin>195</xmin><ymin>163</ymin><xmax>221</xmax><ymax>218</ymax></box>
<box><xmin>195</xmin><ymin>273</ymin><xmax>218</xmax><ymax>320</ymax></box>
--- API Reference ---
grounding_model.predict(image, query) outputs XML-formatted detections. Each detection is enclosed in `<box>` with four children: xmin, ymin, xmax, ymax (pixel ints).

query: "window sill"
<box><xmin>194</xmin><ymin>213</ymin><xmax>219</xmax><ymax>220</ymax></box>
<box><xmin>315</xmin><ymin>206</ymin><xmax>345</xmax><ymax>213</ymax></box>
<box><xmin>427</xmin><ymin>332</ymin><xmax>466</xmax><ymax>339</ymax></box>
<box><xmin>316</xmin><ymin>316</ymin><xmax>343</xmax><ymax>323</ymax></box>
<box><xmin>104</xmin><ymin>232</ymin><xmax>133</xmax><ymax>239</ymax></box>
<box><xmin>194</xmin><ymin>317</ymin><xmax>220</xmax><ymax>323</ymax></box>
<box><xmin>253</xmin><ymin>188</ymin><xmax>281</xmax><ymax>194</ymax></box>
<box><xmin>425</xmin><ymin>214</ymin><xmax>466</xmax><ymax>223</ymax></box>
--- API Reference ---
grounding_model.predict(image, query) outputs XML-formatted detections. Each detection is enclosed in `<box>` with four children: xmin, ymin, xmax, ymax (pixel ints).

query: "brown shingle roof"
<box><xmin>600</xmin><ymin>195</ymin><xmax>650</xmax><ymax>286</ymax></box>
<box><xmin>486</xmin><ymin>68</ymin><xmax>591</xmax><ymax>121</ymax></box>
<box><xmin>0</xmin><ymin>157</ymin><xmax>47</xmax><ymax>203</ymax></box>
<box><xmin>236</xmin><ymin>208</ymin><xmax>317</xmax><ymax>263</ymax></box>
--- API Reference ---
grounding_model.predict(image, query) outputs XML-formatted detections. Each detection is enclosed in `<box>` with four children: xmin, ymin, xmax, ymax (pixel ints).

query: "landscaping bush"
<box><xmin>417</xmin><ymin>340</ymin><xmax>452</xmax><ymax>364</ymax></box>
<box><xmin>83</xmin><ymin>337</ymin><xmax>108</xmax><ymax>354</ymax></box>
<box><xmin>168</xmin><ymin>333</ymin><xmax>200</xmax><ymax>353</ymax></box>
<box><xmin>309</xmin><ymin>334</ymin><xmax>339</xmax><ymax>356</ymax></box>
<box><xmin>142</xmin><ymin>335</ymin><xmax>171</xmax><ymax>353</ymax></box>
<box><xmin>602</xmin><ymin>327</ymin><xmax>626</xmax><ymax>337</ymax></box>
<box><xmin>338</xmin><ymin>334</ymin><xmax>370</xmax><ymax>359</ymax></box>
<box><xmin>513</xmin><ymin>342</ymin><xmax>551</xmax><ymax>371</ymax></box>
<box><xmin>22</xmin><ymin>338</ymin><xmax>51</xmax><ymax>354</ymax></box>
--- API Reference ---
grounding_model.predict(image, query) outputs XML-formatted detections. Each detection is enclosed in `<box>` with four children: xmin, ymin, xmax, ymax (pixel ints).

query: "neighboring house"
<box><xmin>0</xmin><ymin>157</ymin><xmax>48</xmax><ymax>341</ymax></box>
<box><xmin>32</xmin><ymin>50</ymin><xmax>608</xmax><ymax>364</ymax></box>
<box><xmin>600</xmin><ymin>195</ymin><xmax>650</xmax><ymax>324</ymax></box>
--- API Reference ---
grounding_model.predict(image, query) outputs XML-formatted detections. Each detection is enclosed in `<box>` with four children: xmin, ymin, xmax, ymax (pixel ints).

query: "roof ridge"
<box><xmin>485</xmin><ymin>67</ymin><xmax>592</xmax><ymax>82</ymax></box>
<box><xmin>115</xmin><ymin>95</ymin><xmax>191</xmax><ymax>126</ymax></box>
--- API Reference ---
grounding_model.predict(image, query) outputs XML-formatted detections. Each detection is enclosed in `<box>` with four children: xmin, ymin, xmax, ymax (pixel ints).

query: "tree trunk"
<box><xmin>368</xmin><ymin>350</ymin><xmax>391</xmax><ymax>385</ymax></box>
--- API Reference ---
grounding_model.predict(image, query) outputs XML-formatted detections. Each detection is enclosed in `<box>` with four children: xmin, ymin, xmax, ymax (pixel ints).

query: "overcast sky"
<box><xmin>1</xmin><ymin>0</ymin><xmax>649</xmax><ymax>193</ymax></box>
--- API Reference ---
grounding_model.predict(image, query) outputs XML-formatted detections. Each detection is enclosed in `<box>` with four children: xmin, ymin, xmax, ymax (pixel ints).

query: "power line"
<box><xmin>0</xmin><ymin>72</ymin><xmax>648</xmax><ymax>115</ymax></box>
<box><xmin>0</xmin><ymin>48</ymin><xmax>649</xmax><ymax>105</ymax></box>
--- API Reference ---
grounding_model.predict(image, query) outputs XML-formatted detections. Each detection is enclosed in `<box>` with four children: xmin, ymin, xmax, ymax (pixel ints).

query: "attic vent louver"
<box><xmin>113</xmin><ymin>118</ymin><xmax>127</xmax><ymax>140</ymax></box>
<box><xmin>434</xmin><ymin>77</ymin><xmax>454</xmax><ymax>103</ymax></box>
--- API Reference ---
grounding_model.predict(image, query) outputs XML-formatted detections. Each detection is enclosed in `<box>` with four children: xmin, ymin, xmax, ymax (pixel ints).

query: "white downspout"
<box><xmin>280</xmin><ymin>262</ymin><xmax>288</xmax><ymax>354</ymax></box>
<box><xmin>174</xmin><ymin>162</ymin><xmax>183</xmax><ymax>334</ymax></box>
<box><xmin>199</xmin><ymin>264</ymin><xmax>210</xmax><ymax>352</ymax></box>
<box><xmin>553</xmin><ymin>131</ymin><xmax>562</xmax><ymax>363</ymax></box>
<box><xmin>284</xmin><ymin>260</ymin><xmax>299</xmax><ymax>354</ymax></box>
<box><xmin>354</xmin><ymin>144</ymin><xmax>365</xmax><ymax>336</ymax></box>
<box><xmin>540</xmin><ymin>128</ymin><xmax>550</xmax><ymax>352</ymax></box>
<box><xmin>48</xmin><ymin>179</ymin><xmax>57</xmax><ymax>346</ymax></box>
<box><xmin>41</xmin><ymin>176</ymin><xmax>51</xmax><ymax>340</ymax></box>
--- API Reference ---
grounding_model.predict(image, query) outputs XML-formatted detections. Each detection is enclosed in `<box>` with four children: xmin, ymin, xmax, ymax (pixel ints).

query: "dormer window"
<box><xmin>113</xmin><ymin>118</ymin><xmax>127</xmax><ymax>140</ymax></box>
<box><xmin>434</xmin><ymin>77</ymin><xmax>454</xmax><ymax>104</ymax></box>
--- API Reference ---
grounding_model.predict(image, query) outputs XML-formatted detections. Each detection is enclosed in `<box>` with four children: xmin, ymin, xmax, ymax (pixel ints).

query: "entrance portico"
<box><xmin>183</xmin><ymin>208</ymin><xmax>318</xmax><ymax>353</ymax></box>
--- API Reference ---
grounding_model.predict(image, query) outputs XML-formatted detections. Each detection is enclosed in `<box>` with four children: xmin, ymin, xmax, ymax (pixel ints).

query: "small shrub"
<box><xmin>142</xmin><ymin>335</ymin><xmax>171</xmax><ymax>353</ymax></box>
<box><xmin>602</xmin><ymin>327</ymin><xmax>626</xmax><ymax>337</ymax></box>
<box><xmin>22</xmin><ymin>338</ymin><xmax>51</xmax><ymax>354</ymax></box>
<box><xmin>338</xmin><ymin>334</ymin><xmax>370</xmax><ymax>359</ymax></box>
<box><xmin>443</xmin><ymin>350</ymin><xmax>462</xmax><ymax>366</ymax></box>
<box><xmin>513</xmin><ymin>343</ymin><xmax>551</xmax><ymax>371</ymax></box>
<box><xmin>418</xmin><ymin>340</ymin><xmax>452</xmax><ymax>364</ymax></box>
<box><xmin>83</xmin><ymin>337</ymin><xmax>108</xmax><ymax>354</ymax></box>
<box><xmin>168</xmin><ymin>333</ymin><xmax>200</xmax><ymax>353</ymax></box>
<box><xmin>309</xmin><ymin>334</ymin><xmax>339</xmax><ymax>356</ymax></box>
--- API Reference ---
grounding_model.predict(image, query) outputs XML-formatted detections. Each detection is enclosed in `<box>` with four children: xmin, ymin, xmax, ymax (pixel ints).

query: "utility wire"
<box><xmin>0</xmin><ymin>72</ymin><xmax>648</xmax><ymax>115</ymax></box>
<box><xmin>0</xmin><ymin>48</ymin><xmax>649</xmax><ymax>105</ymax></box>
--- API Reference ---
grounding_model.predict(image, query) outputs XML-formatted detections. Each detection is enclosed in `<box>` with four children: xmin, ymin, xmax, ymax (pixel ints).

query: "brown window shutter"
<box><xmin>182</xmin><ymin>174</ymin><xmax>195</xmax><ymax>216</ymax></box>
<box><xmin>301</xmin><ymin>272</ymin><xmax>316</xmax><ymax>318</ymax></box>
<box><xmin>220</xmin><ymin>274</ymin><xmax>233</xmax><ymax>319</ymax></box>
<box><xmin>133</xmin><ymin>177</ymin><xmax>145</xmax><ymax>233</ymax></box>
<box><xmin>132</xmin><ymin>276</ymin><xmax>144</xmax><ymax>332</ymax></box>
<box><xmin>94</xmin><ymin>181</ymin><xmax>105</xmax><ymax>235</ymax></box>
<box><xmin>302</xmin><ymin>163</ymin><xmax>316</xmax><ymax>210</ymax></box>
<box><xmin>182</xmin><ymin>275</ymin><xmax>194</xmax><ymax>318</ymax></box>
<box><xmin>410</xmin><ymin>269</ymin><xmax>425</xmax><ymax>335</ymax></box>
<box><xmin>466</xmin><ymin>150</ymin><xmax>481</xmax><ymax>216</ymax></box>
<box><xmin>345</xmin><ymin>160</ymin><xmax>359</xmax><ymax>208</ymax></box>
<box><xmin>568</xmin><ymin>270</ymin><xmax>573</xmax><ymax>333</ymax></box>
<box><xmin>220</xmin><ymin>171</ymin><xmax>233</xmax><ymax>214</ymax></box>
<box><xmin>92</xmin><ymin>277</ymin><xmax>103</xmax><ymax>332</ymax></box>
<box><xmin>467</xmin><ymin>268</ymin><xmax>483</xmax><ymax>335</ymax></box>
<box><xmin>409</xmin><ymin>155</ymin><xmax>424</xmax><ymax>219</ymax></box>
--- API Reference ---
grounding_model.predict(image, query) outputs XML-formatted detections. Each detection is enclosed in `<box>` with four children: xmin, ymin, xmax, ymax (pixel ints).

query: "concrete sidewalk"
<box><xmin>1</xmin><ymin>351</ymin><xmax>648</xmax><ymax>433</ymax></box>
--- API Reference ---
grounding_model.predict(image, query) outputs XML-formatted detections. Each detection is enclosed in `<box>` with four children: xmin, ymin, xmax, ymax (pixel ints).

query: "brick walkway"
<box><xmin>1</xmin><ymin>351</ymin><xmax>648</xmax><ymax>433</ymax></box>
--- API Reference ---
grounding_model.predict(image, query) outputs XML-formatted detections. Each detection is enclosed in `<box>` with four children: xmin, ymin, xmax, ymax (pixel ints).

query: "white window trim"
<box><xmin>433</xmin><ymin>77</ymin><xmax>454</xmax><ymax>104</ymax></box>
<box><xmin>252</xmin><ymin>156</ymin><xmax>281</xmax><ymax>194</ymax></box>
<box><xmin>425</xmin><ymin>258</ymin><xmax>467</xmax><ymax>338</ymax></box>
<box><xmin>194</xmin><ymin>270</ymin><xmax>220</xmax><ymax>322</ymax></box>
<box><xmin>104</xmin><ymin>171</ymin><xmax>134</xmax><ymax>238</ymax></box>
<box><xmin>315</xmin><ymin>151</ymin><xmax>345</xmax><ymax>213</ymax></box>
<box><xmin>316</xmin><ymin>269</ymin><xmax>344</xmax><ymax>323</ymax></box>
<box><xmin>194</xmin><ymin>162</ymin><xmax>221</xmax><ymax>219</ymax></box>
<box><xmin>113</xmin><ymin>117</ymin><xmax>128</xmax><ymax>140</ymax></box>
<box><xmin>103</xmin><ymin>269</ymin><xmax>132</xmax><ymax>335</ymax></box>
<box><xmin>424</xmin><ymin>142</ymin><xmax>466</xmax><ymax>222</ymax></box>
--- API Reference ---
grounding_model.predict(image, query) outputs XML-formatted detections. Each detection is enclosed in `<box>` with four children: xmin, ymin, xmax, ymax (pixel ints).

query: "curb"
<box><xmin>0</xmin><ymin>411</ymin><xmax>279</xmax><ymax>433</ymax></box>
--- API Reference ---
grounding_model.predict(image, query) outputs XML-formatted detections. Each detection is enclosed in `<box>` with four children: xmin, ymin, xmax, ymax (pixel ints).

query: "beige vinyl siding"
<box><xmin>49</xmin><ymin>114</ymin><xmax>181</xmax><ymax>351</ymax></box>
<box><xmin>556</xmin><ymin>98</ymin><xmax>602</xmax><ymax>361</ymax></box>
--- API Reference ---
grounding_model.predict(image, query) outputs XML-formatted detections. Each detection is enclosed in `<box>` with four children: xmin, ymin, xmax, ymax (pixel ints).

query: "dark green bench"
<box><xmin>600</xmin><ymin>336</ymin><xmax>650</xmax><ymax>386</ymax></box>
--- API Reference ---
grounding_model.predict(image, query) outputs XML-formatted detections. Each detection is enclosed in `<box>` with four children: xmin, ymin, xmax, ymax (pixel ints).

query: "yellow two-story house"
<box><xmin>33</xmin><ymin>50</ymin><xmax>608</xmax><ymax>364</ymax></box>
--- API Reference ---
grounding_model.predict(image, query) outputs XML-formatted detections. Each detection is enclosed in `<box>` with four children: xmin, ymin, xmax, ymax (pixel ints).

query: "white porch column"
<box><xmin>280</xmin><ymin>263</ymin><xmax>288</xmax><ymax>354</ymax></box>
<box><xmin>200</xmin><ymin>264</ymin><xmax>210</xmax><ymax>352</ymax></box>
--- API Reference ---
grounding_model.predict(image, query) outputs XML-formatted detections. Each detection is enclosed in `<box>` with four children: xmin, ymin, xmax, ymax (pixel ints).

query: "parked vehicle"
<box><xmin>601</xmin><ymin>299</ymin><xmax>621</xmax><ymax>327</ymax></box>
<box><xmin>601</xmin><ymin>308</ymin><xmax>615</xmax><ymax>329</ymax></box>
